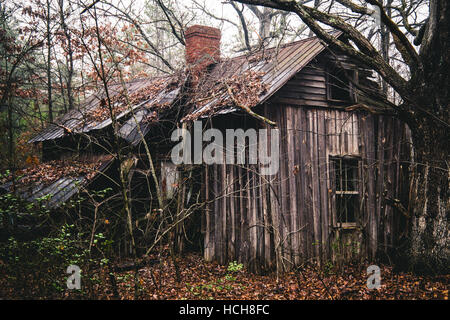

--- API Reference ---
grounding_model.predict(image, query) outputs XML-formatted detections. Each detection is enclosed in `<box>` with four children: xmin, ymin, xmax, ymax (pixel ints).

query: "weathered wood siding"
<box><xmin>202</xmin><ymin>107</ymin><xmax>410</xmax><ymax>273</ymax></box>
<box><xmin>276</xmin><ymin>65</ymin><xmax>328</xmax><ymax>108</ymax></box>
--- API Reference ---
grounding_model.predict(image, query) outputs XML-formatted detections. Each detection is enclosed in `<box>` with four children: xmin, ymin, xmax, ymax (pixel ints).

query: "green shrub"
<box><xmin>227</xmin><ymin>261</ymin><xmax>243</xmax><ymax>273</ymax></box>
<box><xmin>0</xmin><ymin>224</ymin><xmax>112</xmax><ymax>299</ymax></box>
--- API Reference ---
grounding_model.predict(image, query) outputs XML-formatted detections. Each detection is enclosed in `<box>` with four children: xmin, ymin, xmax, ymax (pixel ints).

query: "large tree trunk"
<box><xmin>402</xmin><ymin>0</ymin><xmax>450</xmax><ymax>275</ymax></box>
<box><xmin>407</xmin><ymin>125</ymin><xmax>449</xmax><ymax>274</ymax></box>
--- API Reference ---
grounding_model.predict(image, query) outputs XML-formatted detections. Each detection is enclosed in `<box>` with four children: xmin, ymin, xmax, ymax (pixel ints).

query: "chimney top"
<box><xmin>185</xmin><ymin>25</ymin><xmax>221</xmax><ymax>69</ymax></box>
<box><xmin>185</xmin><ymin>25</ymin><xmax>221</xmax><ymax>40</ymax></box>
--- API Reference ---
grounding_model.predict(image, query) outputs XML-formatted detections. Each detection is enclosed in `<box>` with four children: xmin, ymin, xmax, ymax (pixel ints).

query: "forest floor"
<box><xmin>1</xmin><ymin>253</ymin><xmax>448</xmax><ymax>300</ymax></box>
<box><xmin>82</xmin><ymin>253</ymin><xmax>448</xmax><ymax>300</ymax></box>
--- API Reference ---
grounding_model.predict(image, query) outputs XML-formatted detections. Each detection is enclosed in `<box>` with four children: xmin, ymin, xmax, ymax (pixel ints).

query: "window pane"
<box><xmin>336</xmin><ymin>194</ymin><xmax>358</xmax><ymax>223</ymax></box>
<box><xmin>329</xmin><ymin>69</ymin><xmax>354</xmax><ymax>101</ymax></box>
<box><xmin>333</xmin><ymin>158</ymin><xmax>358</xmax><ymax>192</ymax></box>
<box><xmin>344</xmin><ymin>159</ymin><xmax>358</xmax><ymax>191</ymax></box>
<box><xmin>331</xmin><ymin>157</ymin><xmax>360</xmax><ymax>224</ymax></box>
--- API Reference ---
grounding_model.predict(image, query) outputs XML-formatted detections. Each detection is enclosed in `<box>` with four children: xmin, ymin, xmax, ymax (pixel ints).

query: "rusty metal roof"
<box><xmin>117</xmin><ymin>87</ymin><xmax>181</xmax><ymax>145</ymax></box>
<box><xmin>186</xmin><ymin>32</ymin><xmax>340</xmax><ymax>120</ymax></box>
<box><xmin>29</xmin><ymin>33</ymin><xmax>340</xmax><ymax>144</ymax></box>
<box><xmin>29</xmin><ymin>75</ymin><xmax>183</xmax><ymax>143</ymax></box>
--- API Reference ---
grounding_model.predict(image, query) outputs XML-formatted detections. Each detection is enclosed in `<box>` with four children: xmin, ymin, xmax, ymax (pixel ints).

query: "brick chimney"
<box><xmin>185</xmin><ymin>25</ymin><xmax>221</xmax><ymax>75</ymax></box>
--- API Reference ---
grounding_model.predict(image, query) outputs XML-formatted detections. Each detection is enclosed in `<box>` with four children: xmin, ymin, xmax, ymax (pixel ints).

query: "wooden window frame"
<box><xmin>326</xmin><ymin>67</ymin><xmax>358</xmax><ymax>103</ymax></box>
<box><xmin>330</xmin><ymin>156</ymin><xmax>361</xmax><ymax>229</ymax></box>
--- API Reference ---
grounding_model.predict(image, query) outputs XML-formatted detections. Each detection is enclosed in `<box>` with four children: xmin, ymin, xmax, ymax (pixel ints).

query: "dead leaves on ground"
<box><xmin>91</xmin><ymin>254</ymin><xmax>448</xmax><ymax>300</ymax></box>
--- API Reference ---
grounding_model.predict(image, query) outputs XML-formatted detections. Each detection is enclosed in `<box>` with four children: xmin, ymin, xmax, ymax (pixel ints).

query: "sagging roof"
<box><xmin>0</xmin><ymin>155</ymin><xmax>114</xmax><ymax>208</ymax></box>
<box><xmin>29</xmin><ymin>74</ymin><xmax>184</xmax><ymax>143</ymax></box>
<box><xmin>184</xmin><ymin>33</ymin><xmax>339</xmax><ymax>121</ymax></box>
<box><xmin>30</xmin><ymin>32</ymin><xmax>340</xmax><ymax>144</ymax></box>
<box><xmin>117</xmin><ymin>87</ymin><xmax>181</xmax><ymax>145</ymax></box>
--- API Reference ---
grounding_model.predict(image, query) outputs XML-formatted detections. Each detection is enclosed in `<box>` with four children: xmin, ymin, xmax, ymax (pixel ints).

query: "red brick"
<box><xmin>185</xmin><ymin>25</ymin><xmax>221</xmax><ymax>68</ymax></box>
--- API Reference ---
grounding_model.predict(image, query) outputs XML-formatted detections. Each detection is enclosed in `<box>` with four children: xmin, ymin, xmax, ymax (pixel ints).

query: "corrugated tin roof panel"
<box><xmin>29</xmin><ymin>75</ymin><xmax>183</xmax><ymax>143</ymax></box>
<box><xmin>29</xmin><ymin>33</ymin><xmax>340</xmax><ymax>142</ymax></box>
<box><xmin>117</xmin><ymin>87</ymin><xmax>181</xmax><ymax>145</ymax></box>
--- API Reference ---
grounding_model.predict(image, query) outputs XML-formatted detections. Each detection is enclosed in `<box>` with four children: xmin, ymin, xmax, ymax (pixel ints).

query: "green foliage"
<box><xmin>0</xmin><ymin>191</ymin><xmax>51</xmax><ymax>233</ymax></box>
<box><xmin>227</xmin><ymin>261</ymin><xmax>243</xmax><ymax>273</ymax></box>
<box><xmin>184</xmin><ymin>261</ymin><xmax>244</xmax><ymax>298</ymax></box>
<box><xmin>323</xmin><ymin>261</ymin><xmax>335</xmax><ymax>277</ymax></box>
<box><xmin>0</xmin><ymin>223</ymin><xmax>113</xmax><ymax>298</ymax></box>
<box><xmin>0</xmin><ymin>183</ymin><xmax>119</xmax><ymax>298</ymax></box>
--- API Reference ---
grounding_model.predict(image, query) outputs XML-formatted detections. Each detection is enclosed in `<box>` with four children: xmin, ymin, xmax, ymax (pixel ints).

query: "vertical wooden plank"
<box><xmin>222</xmin><ymin>162</ymin><xmax>229</xmax><ymax>262</ymax></box>
<box><xmin>362</xmin><ymin>113</ymin><xmax>377</xmax><ymax>259</ymax></box>
<box><xmin>302</xmin><ymin>108</ymin><xmax>313</xmax><ymax>260</ymax></box>
<box><xmin>309</xmin><ymin>109</ymin><xmax>322</xmax><ymax>261</ymax></box>
<box><xmin>318</xmin><ymin>111</ymin><xmax>329</xmax><ymax>261</ymax></box>
<box><xmin>336</xmin><ymin>110</ymin><xmax>342</xmax><ymax>155</ymax></box>
<box><xmin>204</xmin><ymin>164</ymin><xmax>211</xmax><ymax>261</ymax></box>
<box><xmin>267</xmin><ymin>112</ymin><xmax>283</xmax><ymax>271</ymax></box>
<box><xmin>211</xmin><ymin>165</ymin><xmax>218</xmax><ymax>262</ymax></box>
<box><xmin>286</xmin><ymin>106</ymin><xmax>299</xmax><ymax>264</ymax></box>
<box><xmin>229</xmin><ymin>164</ymin><xmax>236</xmax><ymax>260</ymax></box>
<box><xmin>234</xmin><ymin>164</ymin><xmax>241</xmax><ymax>260</ymax></box>
<box><xmin>247</xmin><ymin>165</ymin><xmax>257</xmax><ymax>271</ymax></box>
<box><xmin>358</xmin><ymin>112</ymin><xmax>368</xmax><ymax>260</ymax></box>
<box><xmin>213</xmin><ymin>164</ymin><xmax>221</xmax><ymax>264</ymax></box>
<box><xmin>294</xmin><ymin>107</ymin><xmax>305</xmax><ymax>262</ymax></box>
<box><xmin>252</xmin><ymin>164</ymin><xmax>260</xmax><ymax>273</ymax></box>
<box><xmin>261</xmin><ymin>162</ymin><xmax>271</xmax><ymax>269</ymax></box>
<box><xmin>376</xmin><ymin>116</ymin><xmax>385</xmax><ymax>255</ymax></box>
<box><xmin>238</xmin><ymin>164</ymin><xmax>247</xmax><ymax>264</ymax></box>
<box><xmin>384</xmin><ymin>116</ymin><xmax>395</xmax><ymax>252</ymax></box>
<box><xmin>261</xmin><ymin>105</ymin><xmax>272</xmax><ymax>268</ymax></box>
<box><xmin>278</xmin><ymin>106</ymin><xmax>291</xmax><ymax>267</ymax></box>
<box><xmin>352</xmin><ymin>113</ymin><xmax>359</xmax><ymax>155</ymax></box>
<box><xmin>342</xmin><ymin>112</ymin><xmax>350</xmax><ymax>155</ymax></box>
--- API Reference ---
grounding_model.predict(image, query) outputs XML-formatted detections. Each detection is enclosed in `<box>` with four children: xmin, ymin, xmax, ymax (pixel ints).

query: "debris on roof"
<box><xmin>29</xmin><ymin>33</ymin><xmax>341</xmax><ymax>143</ymax></box>
<box><xmin>183</xmin><ymin>33</ymin><xmax>336</xmax><ymax>121</ymax></box>
<box><xmin>2</xmin><ymin>155</ymin><xmax>112</xmax><ymax>188</ymax></box>
<box><xmin>184</xmin><ymin>70</ymin><xmax>268</xmax><ymax>121</ymax></box>
<box><xmin>117</xmin><ymin>85</ymin><xmax>182</xmax><ymax>145</ymax></box>
<box><xmin>29</xmin><ymin>74</ymin><xmax>184</xmax><ymax>143</ymax></box>
<box><xmin>0</xmin><ymin>155</ymin><xmax>114</xmax><ymax>208</ymax></box>
<box><xmin>81</xmin><ymin>77</ymin><xmax>174</xmax><ymax>125</ymax></box>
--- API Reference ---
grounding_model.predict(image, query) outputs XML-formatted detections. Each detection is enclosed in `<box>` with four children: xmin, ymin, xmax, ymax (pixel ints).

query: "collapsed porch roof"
<box><xmin>0</xmin><ymin>155</ymin><xmax>114</xmax><ymax>208</ymax></box>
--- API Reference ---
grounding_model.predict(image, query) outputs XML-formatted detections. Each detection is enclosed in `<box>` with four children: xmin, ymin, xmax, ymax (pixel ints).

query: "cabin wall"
<box><xmin>274</xmin><ymin>58</ymin><xmax>379</xmax><ymax>109</ymax></box>
<box><xmin>202</xmin><ymin>106</ymin><xmax>410</xmax><ymax>273</ymax></box>
<box><xmin>275</xmin><ymin>64</ymin><xmax>328</xmax><ymax>108</ymax></box>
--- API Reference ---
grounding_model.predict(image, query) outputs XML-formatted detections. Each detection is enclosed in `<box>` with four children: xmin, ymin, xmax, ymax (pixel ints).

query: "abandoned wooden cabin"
<box><xmin>2</xmin><ymin>25</ymin><xmax>411</xmax><ymax>272</ymax></box>
<box><xmin>181</xmin><ymin>26</ymin><xmax>411</xmax><ymax>272</ymax></box>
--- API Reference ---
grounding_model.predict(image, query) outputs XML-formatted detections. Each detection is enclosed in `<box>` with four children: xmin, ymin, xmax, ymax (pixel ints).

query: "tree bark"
<box><xmin>407</xmin><ymin>125</ymin><xmax>449</xmax><ymax>274</ymax></box>
<box><xmin>404</xmin><ymin>0</ymin><xmax>450</xmax><ymax>274</ymax></box>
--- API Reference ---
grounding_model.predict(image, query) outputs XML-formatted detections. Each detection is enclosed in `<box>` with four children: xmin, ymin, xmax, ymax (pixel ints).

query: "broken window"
<box><xmin>331</xmin><ymin>157</ymin><xmax>360</xmax><ymax>226</ymax></box>
<box><xmin>327</xmin><ymin>69</ymin><xmax>355</xmax><ymax>102</ymax></box>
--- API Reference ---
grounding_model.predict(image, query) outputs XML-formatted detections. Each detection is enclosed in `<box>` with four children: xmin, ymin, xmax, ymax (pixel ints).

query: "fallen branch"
<box><xmin>225</xmin><ymin>83</ymin><xmax>276</xmax><ymax>126</ymax></box>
